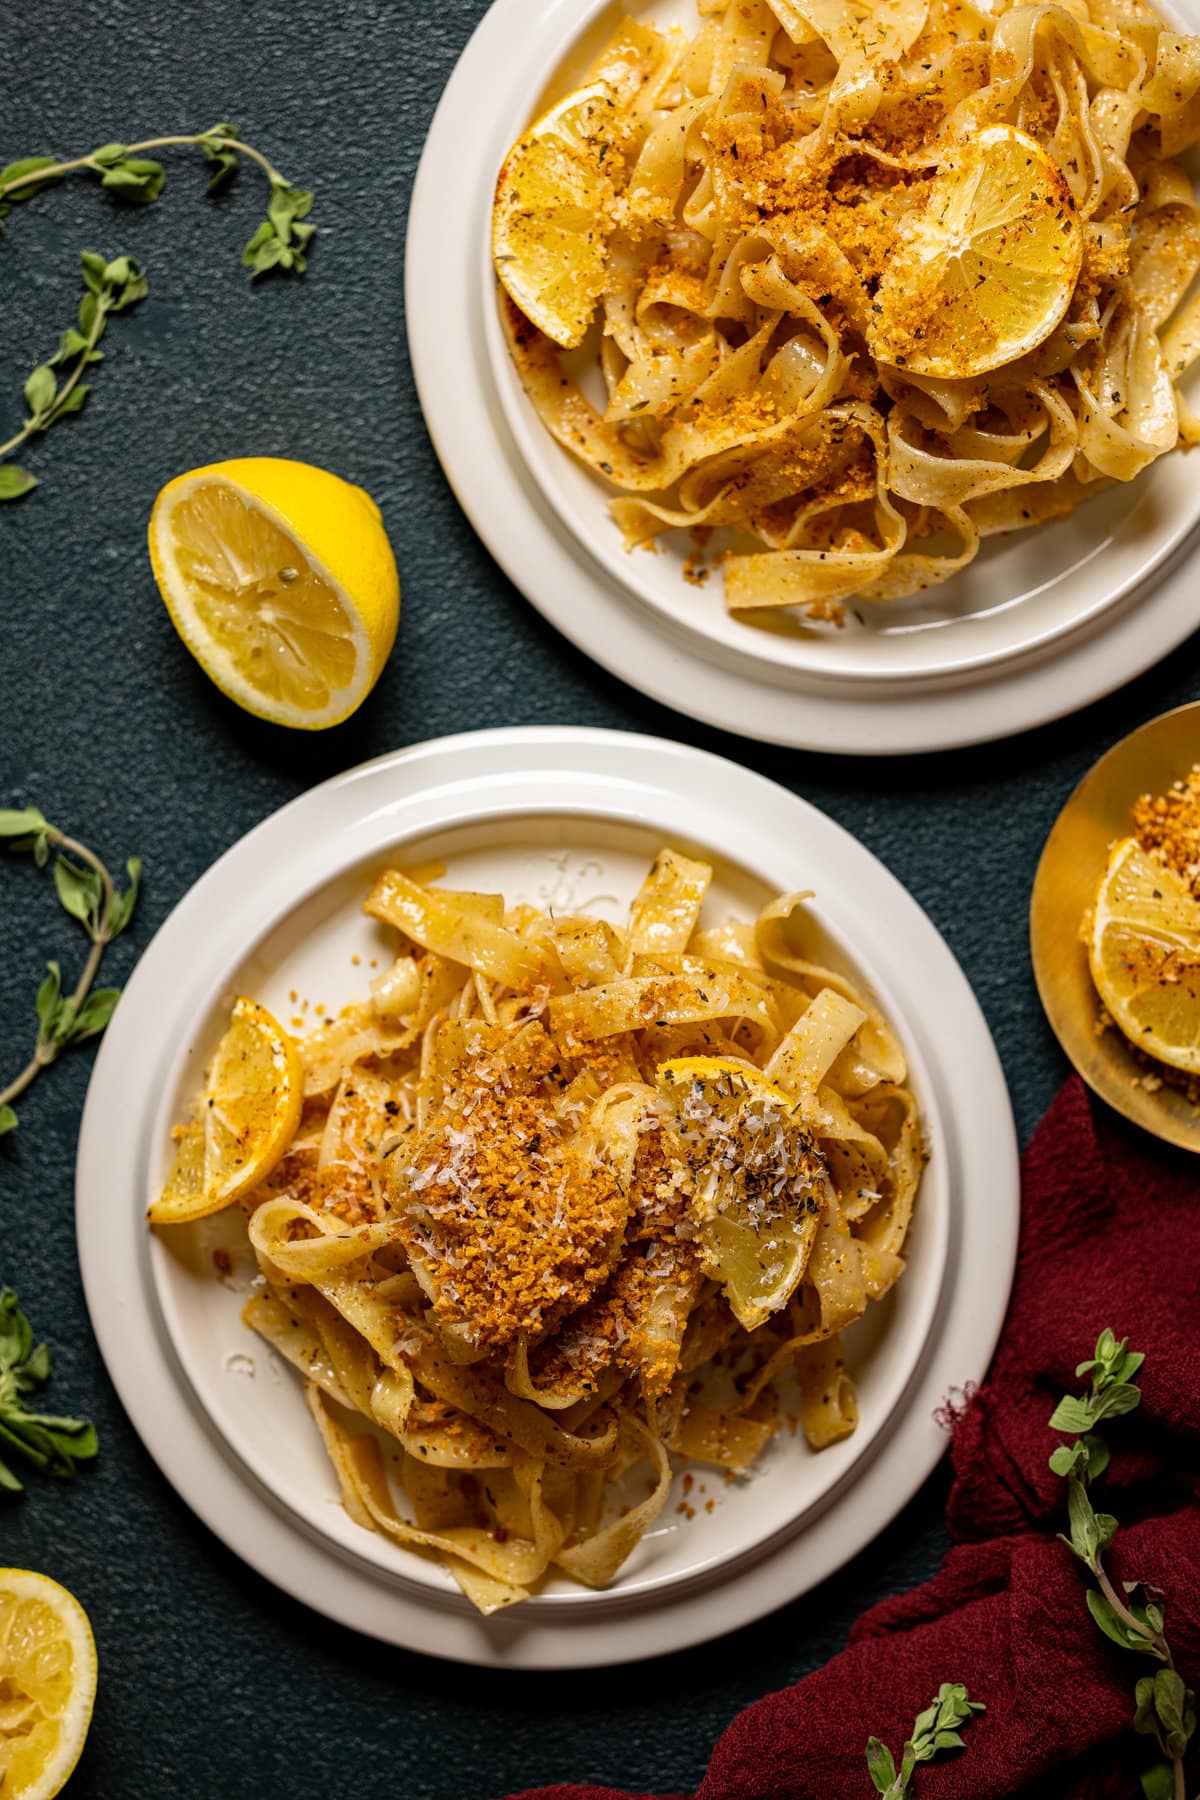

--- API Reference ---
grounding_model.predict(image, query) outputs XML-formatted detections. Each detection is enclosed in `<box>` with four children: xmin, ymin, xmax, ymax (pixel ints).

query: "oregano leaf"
<box><xmin>53</xmin><ymin>855</ymin><xmax>103</xmax><ymax>933</ymax></box>
<box><xmin>0</xmin><ymin>808</ymin><xmax>49</xmax><ymax>836</ymax></box>
<box><xmin>1086</xmin><ymin>1590</ymin><xmax>1159</xmax><ymax>1656</ymax></box>
<box><xmin>1049</xmin><ymin>1393</ymin><xmax>1097</xmax><ymax>1433</ymax></box>
<box><xmin>865</xmin><ymin>1738</ymin><xmax>896</xmax><ymax>1794</ymax></box>
<box><xmin>0</xmin><ymin>156</ymin><xmax>60</xmax><ymax>203</ymax></box>
<box><xmin>45</xmin><ymin>385</ymin><xmax>90</xmax><ymax>425</ymax></box>
<box><xmin>34</xmin><ymin>962</ymin><xmax>62</xmax><ymax>1040</ymax></box>
<box><xmin>0</xmin><ymin>465</ymin><xmax>37</xmax><ymax>500</ymax></box>
<box><xmin>1140</xmin><ymin>1762</ymin><xmax>1174</xmax><ymax>1800</ymax></box>
<box><xmin>67</xmin><ymin>987</ymin><xmax>120</xmax><ymax>1041</ymax></box>
<box><xmin>109</xmin><ymin>857</ymin><xmax>141</xmax><ymax>936</ymax></box>
<box><xmin>23</xmin><ymin>364</ymin><xmax>56</xmax><ymax>418</ymax></box>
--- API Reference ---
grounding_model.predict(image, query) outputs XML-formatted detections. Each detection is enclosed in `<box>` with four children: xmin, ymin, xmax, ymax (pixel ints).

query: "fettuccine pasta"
<box><xmin>157</xmin><ymin>851</ymin><xmax>923</xmax><ymax>1612</ymax></box>
<box><xmin>494</xmin><ymin>0</ymin><xmax>1200</xmax><ymax>623</ymax></box>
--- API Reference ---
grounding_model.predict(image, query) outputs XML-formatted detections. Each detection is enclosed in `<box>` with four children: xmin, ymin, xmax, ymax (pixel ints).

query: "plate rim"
<box><xmin>1030</xmin><ymin>697</ymin><xmax>1200</xmax><ymax>1152</ymax></box>
<box><xmin>76</xmin><ymin>725</ymin><xmax>1020</xmax><ymax>1667</ymax></box>
<box><xmin>406</xmin><ymin>0</ymin><xmax>1200</xmax><ymax>754</ymax></box>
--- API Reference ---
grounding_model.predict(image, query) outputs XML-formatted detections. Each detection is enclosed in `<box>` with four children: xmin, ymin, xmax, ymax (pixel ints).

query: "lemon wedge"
<box><xmin>656</xmin><ymin>1056</ymin><xmax>832</xmax><ymax>1331</ymax></box>
<box><xmin>148</xmin><ymin>997</ymin><xmax>302</xmax><ymax>1224</ymax></box>
<box><xmin>493</xmin><ymin>82</ymin><xmax>620</xmax><ymax>349</ymax></box>
<box><xmin>149</xmin><ymin>458</ymin><xmax>399</xmax><ymax>730</ymax></box>
<box><xmin>0</xmin><ymin>1569</ymin><xmax>97</xmax><ymax>1800</ymax></box>
<box><xmin>1088</xmin><ymin>838</ymin><xmax>1200</xmax><ymax>1075</ymax></box>
<box><xmin>870</xmin><ymin>124</ymin><xmax>1083</xmax><ymax>379</ymax></box>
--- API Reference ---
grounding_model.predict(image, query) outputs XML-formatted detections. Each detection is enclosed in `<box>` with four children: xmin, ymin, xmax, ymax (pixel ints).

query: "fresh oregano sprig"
<box><xmin>0</xmin><ymin>124</ymin><xmax>314</xmax><ymax>272</ymax></box>
<box><xmin>0</xmin><ymin>124</ymin><xmax>314</xmax><ymax>500</ymax></box>
<box><xmin>0</xmin><ymin>1286</ymin><xmax>98</xmax><ymax>1493</ymax></box>
<box><xmin>0</xmin><ymin>807</ymin><xmax>140</xmax><ymax>1137</ymax></box>
<box><xmin>866</xmin><ymin>1683</ymin><xmax>986</xmax><ymax>1797</ymax></box>
<box><xmin>0</xmin><ymin>251</ymin><xmax>147</xmax><ymax>501</ymax></box>
<box><xmin>1049</xmin><ymin>1330</ymin><xmax>1197</xmax><ymax>1800</ymax></box>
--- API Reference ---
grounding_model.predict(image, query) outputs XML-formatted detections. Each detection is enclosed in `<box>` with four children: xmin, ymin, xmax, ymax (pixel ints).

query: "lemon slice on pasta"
<box><xmin>0</xmin><ymin>1569</ymin><xmax>96</xmax><ymax>1800</ymax></box>
<box><xmin>656</xmin><ymin>1056</ymin><xmax>831</xmax><ymax>1331</ymax></box>
<box><xmin>148</xmin><ymin>997</ymin><xmax>303</xmax><ymax>1224</ymax></box>
<box><xmin>870</xmin><ymin>124</ymin><xmax>1083</xmax><ymax>379</ymax></box>
<box><xmin>492</xmin><ymin>82</ymin><xmax>619</xmax><ymax>349</ymax></box>
<box><xmin>1088</xmin><ymin>838</ymin><xmax>1200</xmax><ymax>1074</ymax></box>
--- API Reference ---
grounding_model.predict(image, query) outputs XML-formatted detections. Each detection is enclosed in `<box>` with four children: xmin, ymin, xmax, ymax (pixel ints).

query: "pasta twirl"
<box><xmin>495</xmin><ymin>0</ymin><xmax>1200</xmax><ymax>623</ymax></box>
<box><xmin>158</xmin><ymin>850</ymin><xmax>924</xmax><ymax>1612</ymax></box>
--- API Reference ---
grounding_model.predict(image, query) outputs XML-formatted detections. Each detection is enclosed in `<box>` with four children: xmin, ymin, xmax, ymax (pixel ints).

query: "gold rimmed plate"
<box><xmin>1031</xmin><ymin>701</ymin><xmax>1200</xmax><ymax>1152</ymax></box>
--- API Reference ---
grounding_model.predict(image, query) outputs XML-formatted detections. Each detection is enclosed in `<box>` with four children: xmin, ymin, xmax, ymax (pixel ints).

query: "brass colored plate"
<box><xmin>1031</xmin><ymin>700</ymin><xmax>1200</xmax><ymax>1152</ymax></box>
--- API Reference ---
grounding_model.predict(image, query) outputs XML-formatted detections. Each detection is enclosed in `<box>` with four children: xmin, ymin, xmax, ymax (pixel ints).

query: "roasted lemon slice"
<box><xmin>1088</xmin><ymin>838</ymin><xmax>1200</xmax><ymax>1074</ymax></box>
<box><xmin>0</xmin><ymin>1569</ymin><xmax>97</xmax><ymax>1800</ymax></box>
<box><xmin>149</xmin><ymin>458</ymin><xmax>399</xmax><ymax>730</ymax></box>
<box><xmin>492</xmin><ymin>81</ymin><xmax>620</xmax><ymax>349</ymax></box>
<box><xmin>148</xmin><ymin>997</ymin><xmax>303</xmax><ymax>1224</ymax></box>
<box><xmin>656</xmin><ymin>1056</ymin><xmax>832</xmax><ymax>1331</ymax></box>
<box><xmin>870</xmin><ymin>124</ymin><xmax>1083</xmax><ymax>379</ymax></box>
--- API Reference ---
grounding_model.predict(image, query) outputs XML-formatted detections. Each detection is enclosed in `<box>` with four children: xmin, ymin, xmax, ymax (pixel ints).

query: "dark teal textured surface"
<box><xmin>2</xmin><ymin>3</ymin><xmax>1199</xmax><ymax>1796</ymax></box>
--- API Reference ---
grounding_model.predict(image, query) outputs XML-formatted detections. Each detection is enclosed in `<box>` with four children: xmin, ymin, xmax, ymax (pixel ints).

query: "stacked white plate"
<box><xmin>77</xmin><ymin>729</ymin><xmax>1018</xmax><ymax>1665</ymax></box>
<box><xmin>407</xmin><ymin>0</ymin><xmax>1200</xmax><ymax>756</ymax></box>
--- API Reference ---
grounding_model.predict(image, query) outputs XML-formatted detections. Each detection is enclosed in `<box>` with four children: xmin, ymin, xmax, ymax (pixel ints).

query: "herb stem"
<box><xmin>0</xmin><ymin>826</ymin><xmax>120</xmax><ymax>1115</ymax></box>
<box><xmin>122</xmin><ymin>133</ymin><xmax>284</xmax><ymax>184</ymax></box>
<box><xmin>0</xmin><ymin>128</ymin><xmax>284</xmax><ymax>203</ymax></box>
<box><xmin>0</xmin><ymin>1053</ymin><xmax>43</xmax><ymax>1112</ymax></box>
<box><xmin>0</xmin><ymin>295</ymin><xmax>108</xmax><ymax>462</ymax></box>
<box><xmin>1094</xmin><ymin>1558</ymin><xmax>1169</xmax><ymax>1662</ymax></box>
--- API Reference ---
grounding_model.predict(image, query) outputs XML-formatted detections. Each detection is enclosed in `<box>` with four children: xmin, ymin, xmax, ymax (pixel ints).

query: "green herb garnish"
<box><xmin>0</xmin><ymin>1287</ymin><xmax>98</xmax><ymax>1492</ymax></box>
<box><xmin>866</xmin><ymin>1683</ymin><xmax>985</xmax><ymax>1797</ymax></box>
<box><xmin>0</xmin><ymin>807</ymin><xmax>140</xmax><ymax>1136</ymax></box>
<box><xmin>0</xmin><ymin>126</ymin><xmax>314</xmax><ymax>499</ymax></box>
<box><xmin>1049</xmin><ymin>1330</ymin><xmax>1197</xmax><ymax>1800</ymax></box>
<box><xmin>0</xmin><ymin>251</ymin><xmax>147</xmax><ymax>500</ymax></box>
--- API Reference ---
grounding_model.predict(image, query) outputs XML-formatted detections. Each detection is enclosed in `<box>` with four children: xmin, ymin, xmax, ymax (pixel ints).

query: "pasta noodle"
<box><xmin>496</xmin><ymin>0</ymin><xmax>1200</xmax><ymax>623</ymax></box>
<box><xmin>164</xmin><ymin>851</ymin><xmax>924</xmax><ymax>1611</ymax></box>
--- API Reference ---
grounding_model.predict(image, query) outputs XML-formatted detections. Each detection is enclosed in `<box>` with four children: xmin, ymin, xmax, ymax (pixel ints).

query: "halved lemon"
<box><xmin>656</xmin><ymin>1056</ymin><xmax>832</xmax><ymax>1331</ymax></box>
<box><xmin>149</xmin><ymin>458</ymin><xmax>399</xmax><ymax>730</ymax></box>
<box><xmin>493</xmin><ymin>82</ymin><xmax>621</xmax><ymax>349</ymax></box>
<box><xmin>1088</xmin><ymin>837</ymin><xmax>1200</xmax><ymax>1074</ymax></box>
<box><xmin>148</xmin><ymin>997</ymin><xmax>303</xmax><ymax>1224</ymax></box>
<box><xmin>870</xmin><ymin>124</ymin><xmax>1083</xmax><ymax>379</ymax></box>
<box><xmin>0</xmin><ymin>1569</ymin><xmax>97</xmax><ymax>1800</ymax></box>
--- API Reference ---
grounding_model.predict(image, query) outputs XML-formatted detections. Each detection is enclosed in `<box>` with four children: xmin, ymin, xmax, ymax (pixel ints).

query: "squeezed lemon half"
<box><xmin>492</xmin><ymin>81</ymin><xmax>620</xmax><ymax>349</ymax></box>
<box><xmin>148</xmin><ymin>997</ymin><xmax>303</xmax><ymax>1224</ymax></box>
<box><xmin>149</xmin><ymin>457</ymin><xmax>399</xmax><ymax>730</ymax></box>
<box><xmin>1088</xmin><ymin>838</ymin><xmax>1200</xmax><ymax>1075</ymax></box>
<box><xmin>870</xmin><ymin>124</ymin><xmax>1083</xmax><ymax>378</ymax></box>
<box><xmin>0</xmin><ymin>1569</ymin><xmax>97</xmax><ymax>1800</ymax></box>
<box><xmin>656</xmin><ymin>1055</ymin><xmax>831</xmax><ymax>1331</ymax></box>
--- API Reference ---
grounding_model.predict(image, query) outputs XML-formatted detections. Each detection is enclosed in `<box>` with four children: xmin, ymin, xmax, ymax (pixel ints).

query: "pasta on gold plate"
<box><xmin>151</xmin><ymin>849</ymin><xmax>923</xmax><ymax>1613</ymax></box>
<box><xmin>493</xmin><ymin>0</ymin><xmax>1200</xmax><ymax>623</ymax></box>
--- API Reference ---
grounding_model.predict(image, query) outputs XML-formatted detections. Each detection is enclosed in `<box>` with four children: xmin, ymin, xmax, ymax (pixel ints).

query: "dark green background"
<box><xmin>2</xmin><ymin>3</ymin><xmax>1197</xmax><ymax>1795</ymax></box>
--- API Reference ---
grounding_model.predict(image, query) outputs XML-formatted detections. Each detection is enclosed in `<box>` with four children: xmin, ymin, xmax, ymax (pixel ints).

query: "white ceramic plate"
<box><xmin>407</xmin><ymin>0</ymin><xmax>1200</xmax><ymax>752</ymax></box>
<box><xmin>77</xmin><ymin>728</ymin><xmax>1018</xmax><ymax>1666</ymax></box>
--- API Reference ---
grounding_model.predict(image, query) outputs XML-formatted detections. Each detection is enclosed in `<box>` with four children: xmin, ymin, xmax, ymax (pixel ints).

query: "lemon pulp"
<box><xmin>492</xmin><ymin>82</ymin><xmax>619</xmax><ymax>349</ymax></box>
<box><xmin>149</xmin><ymin>457</ymin><xmax>399</xmax><ymax>730</ymax></box>
<box><xmin>870</xmin><ymin>124</ymin><xmax>1083</xmax><ymax>378</ymax></box>
<box><xmin>1089</xmin><ymin>838</ymin><xmax>1200</xmax><ymax>1074</ymax></box>
<box><xmin>0</xmin><ymin>1570</ymin><xmax>96</xmax><ymax>1800</ymax></box>
<box><xmin>148</xmin><ymin>997</ymin><xmax>303</xmax><ymax>1224</ymax></box>
<box><xmin>656</xmin><ymin>1055</ymin><xmax>831</xmax><ymax>1331</ymax></box>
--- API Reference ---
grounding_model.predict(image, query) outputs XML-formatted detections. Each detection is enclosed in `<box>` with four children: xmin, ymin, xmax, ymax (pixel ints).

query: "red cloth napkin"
<box><xmin>505</xmin><ymin>1079</ymin><xmax>1200</xmax><ymax>1800</ymax></box>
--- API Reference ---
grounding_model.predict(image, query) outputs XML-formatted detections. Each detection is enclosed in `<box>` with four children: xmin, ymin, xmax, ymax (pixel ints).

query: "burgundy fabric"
<box><xmin>502</xmin><ymin>1080</ymin><xmax>1200</xmax><ymax>1800</ymax></box>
